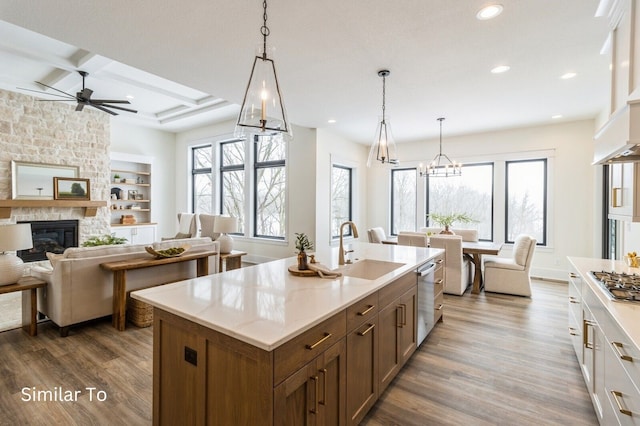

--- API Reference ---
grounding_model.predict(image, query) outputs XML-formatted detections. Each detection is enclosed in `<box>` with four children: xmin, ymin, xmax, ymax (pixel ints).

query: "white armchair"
<box><xmin>484</xmin><ymin>235</ymin><xmax>536</xmax><ymax>296</ymax></box>
<box><xmin>162</xmin><ymin>213</ymin><xmax>198</xmax><ymax>240</ymax></box>
<box><xmin>429</xmin><ymin>235</ymin><xmax>472</xmax><ymax>295</ymax></box>
<box><xmin>367</xmin><ymin>227</ymin><xmax>387</xmax><ymax>243</ymax></box>
<box><xmin>198</xmin><ymin>214</ymin><xmax>221</xmax><ymax>240</ymax></box>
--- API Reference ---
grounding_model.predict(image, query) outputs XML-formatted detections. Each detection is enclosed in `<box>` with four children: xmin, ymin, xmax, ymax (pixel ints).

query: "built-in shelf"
<box><xmin>0</xmin><ymin>200</ymin><xmax>108</xmax><ymax>219</ymax></box>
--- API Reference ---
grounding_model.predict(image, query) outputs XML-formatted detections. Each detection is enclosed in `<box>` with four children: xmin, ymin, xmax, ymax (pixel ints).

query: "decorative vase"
<box><xmin>440</xmin><ymin>225</ymin><xmax>454</xmax><ymax>235</ymax></box>
<box><xmin>297</xmin><ymin>251</ymin><xmax>309</xmax><ymax>270</ymax></box>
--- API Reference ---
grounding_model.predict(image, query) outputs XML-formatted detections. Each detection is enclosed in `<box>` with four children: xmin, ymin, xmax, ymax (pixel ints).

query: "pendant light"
<box><xmin>419</xmin><ymin>117</ymin><xmax>461</xmax><ymax>177</ymax></box>
<box><xmin>367</xmin><ymin>69</ymin><xmax>398</xmax><ymax>167</ymax></box>
<box><xmin>235</xmin><ymin>0</ymin><xmax>291</xmax><ymax>139</ymax></box>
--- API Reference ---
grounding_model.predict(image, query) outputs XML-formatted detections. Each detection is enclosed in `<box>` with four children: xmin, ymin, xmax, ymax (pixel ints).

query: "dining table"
<box><xmin>380</xmin><ymin>237</ymin><xmax>503</xmax><ymax>294</ymax></box>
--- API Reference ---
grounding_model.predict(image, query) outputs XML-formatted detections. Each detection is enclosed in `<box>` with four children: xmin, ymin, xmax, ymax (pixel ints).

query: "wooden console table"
<box><xmin>0</xmin><ymin>277</ymin><xmax>47</xmax><ymax>336</ymax></box>
<box><xmin>219</xmin><ymin>250</ymin><xmax>247</xmax><ymax>272</ymax></box>
<box><xmin>100</xmin><ymin>250</ymin><xmax>216</xmax><ymax>331</ymax></box>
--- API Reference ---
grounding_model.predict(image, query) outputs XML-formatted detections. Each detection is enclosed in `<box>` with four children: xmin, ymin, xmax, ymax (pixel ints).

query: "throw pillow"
<box><xmin>175</xmin><ymin>232</ymin><xmax>191</xmax><ymax>239</ymax></box>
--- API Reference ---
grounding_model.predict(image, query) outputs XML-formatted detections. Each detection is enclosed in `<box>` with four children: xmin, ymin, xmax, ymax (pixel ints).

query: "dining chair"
<box><xmin>483</xmin><ymin>234</ymin><xmax>536</xmax><ymax>296</ymax></box>
<box><xmin>367</xmin><ymin>227</ymin><xmax>387</xmax><ymax>243</ymax></box>
<box><xmin>429</xmin><ymin>235</ymin><xmax>472</xmax><ymax>295</ymax></box>
<box><xmin>397</xmin><ymin>231</ymin><xmax>428</xmax><ymax>247</ymax></box>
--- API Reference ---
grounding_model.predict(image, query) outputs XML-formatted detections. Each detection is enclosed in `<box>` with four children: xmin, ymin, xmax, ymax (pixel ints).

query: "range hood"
<box><xmin>593</xmin><ymin>99</ymin><xmax>640</xmax><ymax>164</ymax></box>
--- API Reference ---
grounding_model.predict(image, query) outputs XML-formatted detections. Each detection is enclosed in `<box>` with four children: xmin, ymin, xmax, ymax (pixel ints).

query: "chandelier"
<box><xmin>235</xmin><ymin>0</ymin><xmax>291</xmax><ymax>139</ymax></box>
<box><xmin>419</xmin><ymin>117</ymin><xmax>461</xmax><ymax>177</ymax></box>
<box><xmin>367</xmin><ymin>69</ymin><xmax>398</xmax><ymax>167</ymax></box>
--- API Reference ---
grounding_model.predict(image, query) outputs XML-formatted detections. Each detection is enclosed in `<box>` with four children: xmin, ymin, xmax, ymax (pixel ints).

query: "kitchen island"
<box><xmin>132</xmin><ymin>242</ymin><xmax>443</xmax><ymax>425</ymax></box>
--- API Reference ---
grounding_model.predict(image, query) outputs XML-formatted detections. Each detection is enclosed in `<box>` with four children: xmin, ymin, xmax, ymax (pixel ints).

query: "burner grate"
<box><xmin>591</xmin><ymin>271</ymin><xmax>640</xmax><ymax>302</ymax></box>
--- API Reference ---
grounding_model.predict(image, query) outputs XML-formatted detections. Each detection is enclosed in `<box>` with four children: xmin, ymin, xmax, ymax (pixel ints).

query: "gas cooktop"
<box><xmin>591</xmin><ymin>271</ymin><xmax>640</xmax><ymax>302</ymax></box>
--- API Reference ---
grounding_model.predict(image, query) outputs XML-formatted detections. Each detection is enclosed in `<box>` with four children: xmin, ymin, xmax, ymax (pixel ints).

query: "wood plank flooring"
<box><xmin>0</xmin><ymin>279</ymin><xmax>596</xmax><ymax>425</ymax></box>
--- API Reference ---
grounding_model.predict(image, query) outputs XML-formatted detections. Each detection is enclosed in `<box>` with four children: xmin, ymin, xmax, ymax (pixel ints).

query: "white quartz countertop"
<box><xmin>132</xmin><ymin>242</ymin><xmax>443</xmax><ymax>351</ymax></box>
<box><xmin>568</xmin><ymin>256</ymin><xmax>640</xmax><ymax>351</ymax></box>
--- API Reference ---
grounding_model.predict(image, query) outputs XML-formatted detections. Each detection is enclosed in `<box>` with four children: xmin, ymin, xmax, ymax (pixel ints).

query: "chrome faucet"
<box><xmin>338</xmin><ymin>221</ymin><xmax>359</xmax><ymax>265</ymax></box>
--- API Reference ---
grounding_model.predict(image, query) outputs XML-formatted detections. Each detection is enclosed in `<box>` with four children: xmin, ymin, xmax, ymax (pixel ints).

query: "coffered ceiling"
<box><xmin>0</xmin><ymin>0</ymin><xmax>611</xmax><ymax>142</ymax></box>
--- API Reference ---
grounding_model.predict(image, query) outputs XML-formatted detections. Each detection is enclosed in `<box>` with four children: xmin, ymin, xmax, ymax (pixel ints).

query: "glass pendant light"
<box><xmin>235</xmin><ymin>0</ymin><xmax>291</xmax><ymax>139</ymax></box>
<box><xmin>419</xmin><ymin>117</ymin><xmax>462</xmax><ymax>177</ymax></box>
<box><xmin>367</xmin><ymin>69</ymin><xmax>398</xmax><ymax>167</ymax></box>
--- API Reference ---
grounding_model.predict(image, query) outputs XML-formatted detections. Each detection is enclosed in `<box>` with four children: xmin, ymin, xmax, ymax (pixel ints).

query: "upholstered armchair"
<box><xmin>198</xmin><ymin>214</ymin><xmax>221</xmax><ymax>240</ymax></box>
<box><xmin>429</xmin><ymin>235</ymin><xmax>472</xmax><ymax>295</ymax></box>
<box><xmin>367</xmin><ymin>227</ymin><xmax>387</xmax><ymax>243</ymax></box>
<box><xmin>162</xmin><ymin>213</ymin><xmax>198</xmax><ymax>240</ymax></box>
<box><xmin>484</xmin><ymin>235</ymin><xmax>537</xmax><ymax>296</ymax></box>
<box><xmin>397</xmin><ymin>231</ymin><xmax>428</xmax><ymax>247</ymax></box>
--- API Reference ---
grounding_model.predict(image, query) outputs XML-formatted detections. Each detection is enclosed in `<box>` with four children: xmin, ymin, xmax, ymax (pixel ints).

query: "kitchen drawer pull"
<box><xmin>435</xmin><ymin>279</ymin><xmax>444</xmax><ymax>285</ymax></box>
<box><xmin>568</xmin><ymin>296</ymin><xmax>579</xmax><ymax>304</ymax></box>
<box><xmin>611</xmin><ymin>390</ymin><xmax>632</xmax><ymax>416</ymax></box>
<box><xmin>358</xmin><ymin>323</ymin><xmax>375</xmax><ymax>336</ymax></box>
<box><xmin>399</xmin><ymin>304</ymin><xmax>407</xmax><ymax>326</ymax></box>
<box><xmin>583</xmin><ymin>320</ymin><xmax>594</xmax><ymax>349</ymax></box>
<box><xmin>569</xmin><ymin>272</ymin><xmax>578</xmax><ymax>278</ymax></box>
<box><xmin>310</xmin><ymin>375</ymin><xmax>319</xmax><ymax>414</ymax></box>
<box><xmin>436</xmin><ymin>259</ymin><xmax>444</xmax><ymax>264</ymax></box>
<box><xmin>319</xmin><ymin>368</ymin><xmax>327</xmax><ymax>405</ymax></box>
<box><xmin>568</xmin><ymin>326</ymin><xmax>578</xmax><ymax>336</ymax></box>
<box><xmin>357</xmin><ymin>305</ymin><xmax>375</xmax><ymax>316</ymax></box>
<box><xmin>612</xmin><ymin>341</ymin><xmax>633</xmax><ymax>362</ymax></box>
<box><xmin>436</xmin><ymin>304</ymin><xmax>444</xmax><ymax>311</ymax></box>
<box><xmin>306</xmin><ymin>333</ymin><xmax>332</xmax><ymax>350</ymax></box>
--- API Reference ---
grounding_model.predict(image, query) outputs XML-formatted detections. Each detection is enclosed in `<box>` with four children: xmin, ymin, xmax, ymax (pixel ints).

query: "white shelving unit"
<box><xmin>110</xmin><ymin>152</ymin><xmax>157</xmax><ymax>244</ymax></box>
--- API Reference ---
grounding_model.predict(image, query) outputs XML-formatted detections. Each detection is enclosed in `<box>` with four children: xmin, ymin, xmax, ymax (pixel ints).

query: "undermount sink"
<box><xmin>339</xmin><ymin>259</ymin><xmax>405</xmax><ymax>280</ymax></box>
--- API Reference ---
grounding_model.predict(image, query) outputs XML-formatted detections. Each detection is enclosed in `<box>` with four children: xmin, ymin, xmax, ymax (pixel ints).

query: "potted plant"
<box><xmin>82</xmin><ymin>234</ymin><xmax>128</xmax><ymax>247</ymax></box>
<box><xmin>295</xmin><ymin>232</ymin><xmax>314</xmax><ymax>270</ymax></box>
<box><xmin>427</xmin><ymin>212</ymin><xmax>476</xmax><ymax>235</ymax></box>
<box><xmin>113</xmin><ymin>173</ymin><xmax>121</xmax><ymax>183</ymax></box>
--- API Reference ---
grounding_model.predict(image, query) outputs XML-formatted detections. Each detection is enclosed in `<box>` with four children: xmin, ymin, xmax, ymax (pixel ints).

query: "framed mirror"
<box><xmin>11</xmin><ymin>161</ymin><xmax>79</xmax><ymax>199</ymax></box>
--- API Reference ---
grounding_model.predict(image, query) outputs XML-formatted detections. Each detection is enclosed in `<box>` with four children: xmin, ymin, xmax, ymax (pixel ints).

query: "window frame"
<box><xmin>390</xmin><ymin>167</ymin><xmax>418</xmax><ymax>236</ymax></box>
<box><xmin>191</xmin><ymin>144</ymin><xmax>213</xmax><ymax>214</ymax></box>
<box><xmin>504</xmin><ymin>158</ymin><xmax>547</xmax><ymax>245</ymax></box>
<box><xmin>252</xmin><ymin>134</ymin><xmax>287</xmax><ymax>240</ymax></box>
<box><xmin>330</xmin><ymin>163</ymin><xmax>354</xmax><ymax>239</ymax></box>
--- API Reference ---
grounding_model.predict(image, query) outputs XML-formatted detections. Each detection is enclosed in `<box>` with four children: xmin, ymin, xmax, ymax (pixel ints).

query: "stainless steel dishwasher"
<box><xmin>417</xmin><ymin>260</ymin><xmax>438</xmax><ymax>345</ymax></box>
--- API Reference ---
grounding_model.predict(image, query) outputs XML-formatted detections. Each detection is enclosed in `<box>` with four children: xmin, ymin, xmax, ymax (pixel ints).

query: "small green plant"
<box><xmin>427</xmin><ymin>212</ymin><xmax>476</xmax><ymax>228</ymax></box>
<box><xmin>82</xmin><ymin>234</ymin><xmax>128</xmax><ymax>247</ymax></box>
<box><xmin>294</xmin><ymin>233</ymin><xmax>314</xmax><ymax>253</ymax></box>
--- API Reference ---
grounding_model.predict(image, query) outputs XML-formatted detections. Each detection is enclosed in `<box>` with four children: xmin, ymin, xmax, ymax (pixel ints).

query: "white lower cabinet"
<box><xmin>569</xmin><ymin>263</ymin><xmax>640</xmax><ymax>424</ymax></box>
<box><xmin>111</xmin><ymin>225</ymin><xmax>156</xmax><ymax>245</ymax></box>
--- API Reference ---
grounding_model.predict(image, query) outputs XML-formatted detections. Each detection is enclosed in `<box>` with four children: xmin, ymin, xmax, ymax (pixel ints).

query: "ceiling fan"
<box><xmin>20</xmin><ymin>71</ymin><xmax>137</xmax><ymax>116</ymax></box>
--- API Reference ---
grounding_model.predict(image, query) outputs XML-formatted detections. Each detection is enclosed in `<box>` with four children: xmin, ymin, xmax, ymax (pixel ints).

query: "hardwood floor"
<box><xmin>0</xmin><ymin>292</ymin><xmax>21</xmax><ymax>332</ymax></box>
<box><xmin>0</xmin><ymin>279</ymin><xmax>596</xmax><ymax>425</ymax></box>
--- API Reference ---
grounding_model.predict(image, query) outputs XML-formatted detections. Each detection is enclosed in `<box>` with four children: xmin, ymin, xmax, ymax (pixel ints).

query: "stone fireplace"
<box><xmin>18</xmin><ymin>219</ymin><xmax>79</xmax><ymax>262</ymax></box>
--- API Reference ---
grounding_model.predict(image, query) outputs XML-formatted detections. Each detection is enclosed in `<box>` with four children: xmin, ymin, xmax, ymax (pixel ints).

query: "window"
<box><xmin>220</xmin><ymin>140</ymin><xmax>246</xmax><ymax>233</ymax></box>
<box><xmin>426</xmin><ymin>163</ymin><xmax>494</xmax><ymax>240</ymax></box>
<box><xmin>192</xmin><ymin>145</ymin><xmax>213</xmax><ymax>214</ymax></box>
<box><xmin>391</xmin><ymin>168</ymin><xmax>417</xmax><ymax>235</ymax></box>
<box><xmin>331</xmin><ymin>165</ymin><xmax>353</xmax><ymax>238</ymax></box>
<box><xmin>254</xmin><ymin>135</ymin><xmax>286</xmax><ymax>239</ymax></box>
<box><xmin>505</xmin><ymin>159</ymin><xmax>546</xmax><ymax>244</ymax></box>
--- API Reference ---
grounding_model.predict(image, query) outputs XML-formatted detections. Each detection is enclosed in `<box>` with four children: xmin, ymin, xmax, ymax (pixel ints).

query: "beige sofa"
<box><xmin>31</xmin><ymin>237</ymin><xmax>219</xmax><ymax>336</ymax></box>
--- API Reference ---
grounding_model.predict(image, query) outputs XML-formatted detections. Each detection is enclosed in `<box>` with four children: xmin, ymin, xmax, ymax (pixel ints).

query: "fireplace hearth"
<box><xmin>17</xmin><ymin>220</ymin><xmax>79</xmax><ymax>262</ymax></box>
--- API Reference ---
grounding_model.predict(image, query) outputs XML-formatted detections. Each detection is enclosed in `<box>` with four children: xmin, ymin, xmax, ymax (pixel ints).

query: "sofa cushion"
<box><xmin>63</xmin><ymin>244</ymin><xmax>146</xmax><ymax>259</ymax></box>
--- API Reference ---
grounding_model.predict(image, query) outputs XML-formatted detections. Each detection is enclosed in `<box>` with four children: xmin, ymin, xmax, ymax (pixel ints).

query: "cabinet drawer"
<box><xmin>346</xmin><ymin>292</ymin><xmax>379</xmax><ymax>332</ymax></box>
<box><xmin>378</xmin><ymin>271</ymin><xmax>416</xmax><ymax>308</ymax></box>
<box><xmin>602</xmin><ymin>318</ymin><xmax>640</xmax><ymax>389</ymax></box>
<box><xmin>605</xmin><ymin>340</ymin><xmax>640</xmax><ymax>424</ymax></box>
<box><xmin>434</xmin><ymin>290</ymin><xmax>444</xmax><ymax>323</ymax></box>
<box><xmin>274</xmin><ymin>311</ymin><xmax>346</xmax><ymax>385</ymax></box>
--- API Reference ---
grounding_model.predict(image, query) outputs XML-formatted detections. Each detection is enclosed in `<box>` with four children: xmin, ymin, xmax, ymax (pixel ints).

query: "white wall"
<box><xmin>175</xmin><ymin>119</ymin><xmax>318</xmax><ymax>262</ymax></box>
<box><xmin>367</xmin><ymin>119</ymin><xmax>600</xmax><ymax>280</ymax></box>
<box><xmin>110</xmin><ymin>121</ymin><xmax>177</xmax><ymax>238</ymax></box>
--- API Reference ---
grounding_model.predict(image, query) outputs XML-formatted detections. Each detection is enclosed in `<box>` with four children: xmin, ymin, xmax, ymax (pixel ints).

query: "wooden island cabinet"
<box><xmin>134</xmin><ymin>243</ymin><xmax>444</xmax><ymax>425</ymax></box>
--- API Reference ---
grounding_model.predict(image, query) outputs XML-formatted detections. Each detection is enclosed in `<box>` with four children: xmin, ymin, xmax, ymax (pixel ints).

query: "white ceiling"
<box><xmin>0</xmin><ymin>0</ymin><xmax>611</xmax><ymax>143</ymax></box>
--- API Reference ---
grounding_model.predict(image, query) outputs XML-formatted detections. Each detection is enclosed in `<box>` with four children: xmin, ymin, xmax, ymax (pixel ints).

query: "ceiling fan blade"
<box><xmin>90</xmin><ymin>99</ymin><xmax>131</xmax><ymax>104</ymax></box>
<box><xmin>76</xmin><ymin>103</ymin><xmax>85</xmax><ymax>111</ymax></box>
<box><xmin>18</xmin><ymin>87</ymin><xmax>76</xmax><ymax>100</ymax></box>
<box><xmin>90</xmin><ymin>104</ymin><xmax>118</xmax><ymax>116</ymax></box>
<box><xmin>34</xmin><ymin>81</ymin><xmax>76</xmax><ymax>99</ymax></box>
<box><xmin>98</xmin><ymin>103</ymin><xmax>138</xmax><ymax>114</ymax></box>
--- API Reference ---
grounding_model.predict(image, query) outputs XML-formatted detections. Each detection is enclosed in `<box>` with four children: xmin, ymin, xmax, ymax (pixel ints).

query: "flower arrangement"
<box><xmin>427</xmin><ymin>213</ymin><xmax>476</xmax><ymax>233</ymax></box>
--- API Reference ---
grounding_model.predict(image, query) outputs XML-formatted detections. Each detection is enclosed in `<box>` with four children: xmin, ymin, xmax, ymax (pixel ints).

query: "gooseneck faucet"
<box><xmin>338</xmin><ymin>221</ymin><xmax>359</xmax><ymax>265</ymax></box>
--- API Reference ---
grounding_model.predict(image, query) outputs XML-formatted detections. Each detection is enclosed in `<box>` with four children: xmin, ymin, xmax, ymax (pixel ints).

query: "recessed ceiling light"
<box><xmin>328</xmin><ymin>119</ymin><xmax>336</xmax><ymax>124</ymax></box>
<box><xmin>491</xmin><ymin>65</ymin><xmax>510</xmax><ymax>74</ymax></box>
<box><xmin>560</xmin><ymin>72</ymin><xmax>577</xmax><ymax>79</ymax></box>
<box><xmin>477</xmin><ymin>4</ymin><xmax>503</xmax><ymax>20</ymax></box>
<box><xmin>552</xmin><ymin>115</ymin><xmax>563</xmax><ymax>119</ymax></box>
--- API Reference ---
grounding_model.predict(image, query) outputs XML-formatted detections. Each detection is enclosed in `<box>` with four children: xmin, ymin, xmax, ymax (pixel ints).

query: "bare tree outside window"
<box><xmin>427</xmin><ymin>163</ymin><xmax>493</xmax><ymax>240</ymax></box>
<box><xmin>391</xmin><ymin>168</ymin><xmax>417</xmax><ymax>235</ymax></box>
<box><xmin>506</xmin><ymin>159</ymin><xmax>546</xmax><ymax>244</ymax></box>
<box><xmin>220</xmin><ymin>140</ymin><xmax>245</xmax><ymax>233</ymax></box>
<box><xmin>331</xmin><ymin>165</ymin><xmax>352</xmax><ymax>238</ymax></box>
<box><xmin>192</xmin><ymin>145</ymin><xmax>213</xmax><ymax>214</ymax></box>
<box><xmin>255</xmin><ymin>135</ymin><xmax>286</xmax><ymax>239</ymax></box>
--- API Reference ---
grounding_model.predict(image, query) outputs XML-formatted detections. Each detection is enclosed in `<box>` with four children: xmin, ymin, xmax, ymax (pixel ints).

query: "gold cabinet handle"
<box><xmin>397</xmin><ymin>304</ymin><xmax>407</xmax><ymax>327</ymax></box>
<box><xmin>357</xmin><ymin>323</ymin><xmax>375</xmax><ymax>336</ymax></box>
<box><xmin>612</xmin><ymin>187</ymin><xmax>622</xmax><ymax>207</ymax></box>
<box><xmin>436</xmin><ymin>304</ymin><xmax>444</xmax><ymax>310</ymax></box>
<box><xmin>568</xmin><ymin>296</ymin><xmax>580</xmax><ymax>304</ymax></box>
<box><xmin>310</xmin><ymin>375</ymin><xmax>319</xmax><ymax>414</ymax></box>
<box><xmin>569</xmin><ymin>272</ymin><xmax>578</xmax><ymax>278</ymax></box>
<box><xmin>611</xmin><ymin>390</ymin><xmax>632</xmax><ymax>416</ymax></box>
<box><xmin>436</xmin><ymin>259</ymin><xmax>444</xmax><ymax>264</ymax></box>
<box><xmin>319</xmin><ymin>368</ymin><xmax>327</xmax><ymax>406</ymax></box>
<box><xmin>612</xmin><ymin>341</ymin><xmax>633</xmax><ymax>362</ymax></box>
<box><xmin>583</xmin><ymin>320</ymin><xmax>594</xmax><ymax>349</ymax></box>
<box><xmin>568</xmin><ymin>326</ymin><xmax>578</xmax><ymax>336</ymax></box>
<box><xmin>357</xmin><ymin>305</ymin><xmax>375</xmax><ymax>316</ymax></box>
<box><xmin>306</xmin><ymin>333</ymin><xmax>332</xmax><ymax>350</ymax></box>
<box><xmin>435</xmin><ymin>279</ymin><xmax>443</xmax><ymax>285</ymax></box>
